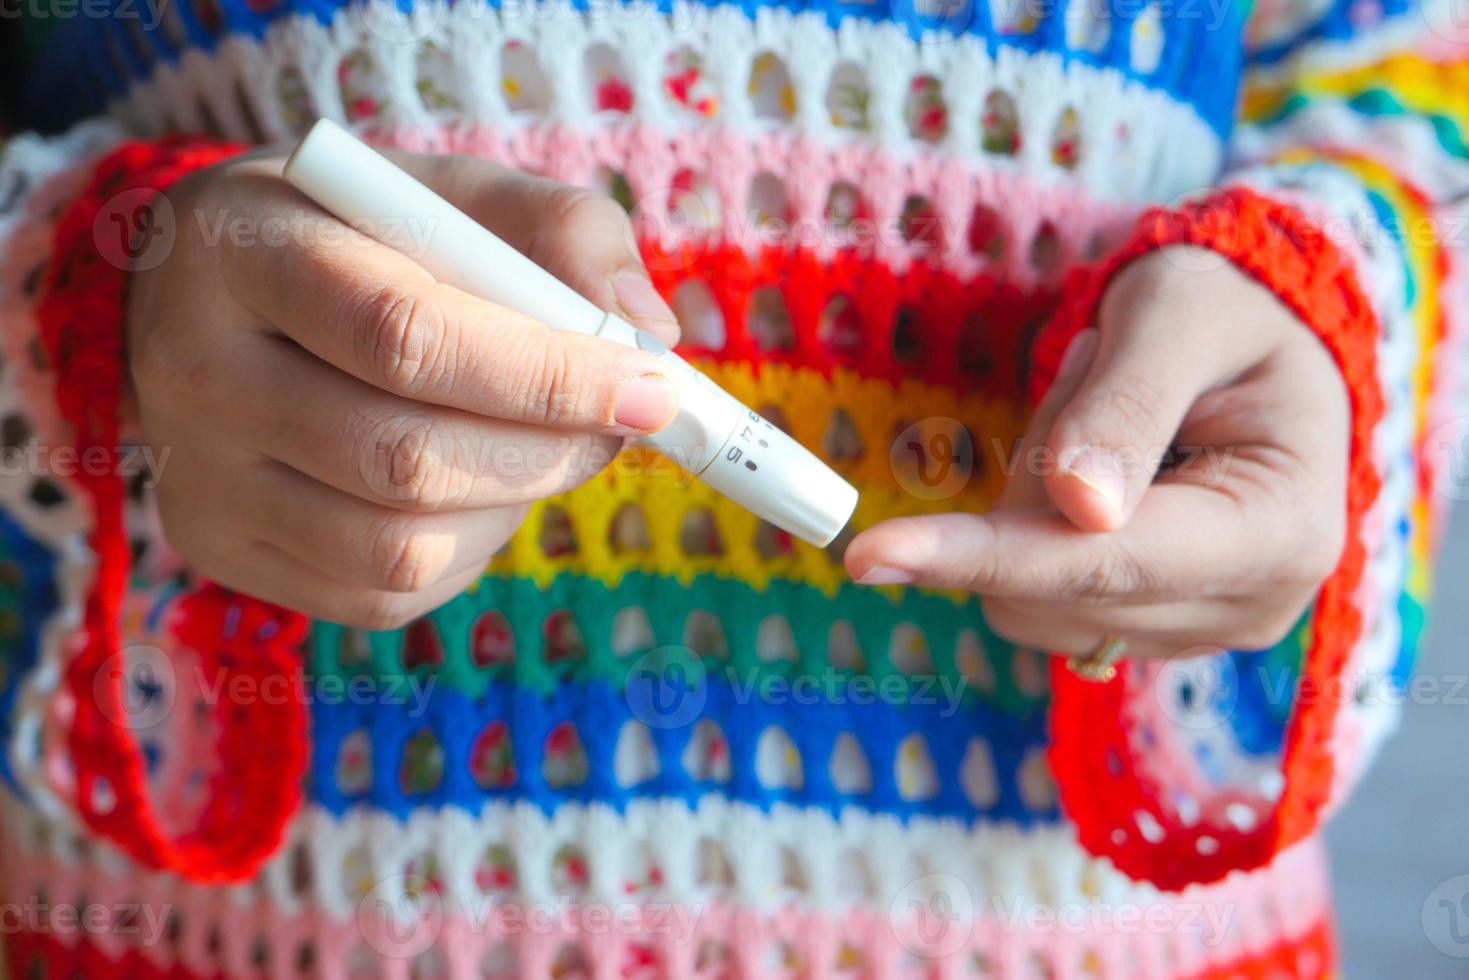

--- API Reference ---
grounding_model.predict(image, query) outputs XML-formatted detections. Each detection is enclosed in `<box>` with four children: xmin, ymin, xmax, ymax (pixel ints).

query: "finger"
<box><xmin>977</xmin><ymin>605</ymin><xmax>1182</xmax><ymax>660</ymax></box>
<box><xmin>847</xmin><ymin>482</ymin><xmax>1287</xmax><ymax>602</ymax></box>
<box><xmin>240</xmin><ymin>460</ymin><xmax>524</xmax><ymax>593</ymax></box>
<box><xmin>195</xmin><ymin>538</ymin><xmax>484</xmax><ymax>630</ymax></box>
<box><xmin>1042</xmin><ymin>254</ymin><xmax>1276</xmax><ymax>531</ymax></box>
<box><xmin>996</xmin><ymin>328</ymin><xmax>1098</xmax><ymax>511</ymax></box>
<box><xmin>197</xmin><ymin>331</ymin><xmax>619</xmax><ymax>511</ymax></box>
<box><xmin>982</xmin><ymin>593</ymin><xmax>1308</xmax><ymax>657</ymax></box>
<box><xmin>1175</xmin><ymin>329</ymin><xmax>1351</xmax><ymax>491</ymax></box>
<box><xmin>154</xmin><ymin>455</ymin><xmax>485</xmax><ymax>627</ymax></box>
<box><xmin>216</xmin><ymin>169</ymin><xmax>678</xmax><ymax>434</ymax></box>
<box><xmin>395</xmin><ymin>156</ymin><xmax>680</xmax><ymax>347</ymax></box>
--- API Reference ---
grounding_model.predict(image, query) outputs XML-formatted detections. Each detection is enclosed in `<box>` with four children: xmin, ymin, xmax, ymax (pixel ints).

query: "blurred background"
<box><xmin>1331</xmin><ymin>505</ymin><xmax>1469</xmax><ymax>976</ymax></box>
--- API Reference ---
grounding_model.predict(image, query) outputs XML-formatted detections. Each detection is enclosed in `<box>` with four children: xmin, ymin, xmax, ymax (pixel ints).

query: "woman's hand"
<box><xmin>128</xmin><ymin>151</ymin><xmax>680</xmax><ymax>628</ymax></box>
<box><xmin>846</xmin><ymin>246</ymin><xmax>1351</xmax><ymax>660</ymax></box>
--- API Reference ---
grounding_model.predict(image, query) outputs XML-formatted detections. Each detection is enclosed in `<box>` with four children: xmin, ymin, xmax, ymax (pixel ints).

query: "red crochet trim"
<box><xmin>644</xmin><ymin>239</ymin><xmax>1057</xmax><ymax>401</ymax></box>
<box><xmin>1031</xmin><ymin>188</ymin><xmax>1384</xmax><ymax>890</ymax></box>
<box><xmin>0</xmin><ymin>915</ymin><xmax>1337</xmax><ymax>979</ymax></box>
<box><xmin>34</xmin><ymin>140</ymin><xmax>310</xmax><ymax>882</ymax></box>
<box><xmin>1028</xmin><ymin>188</ymin><xmax>1380</xmax><ymax>893</ymax></box>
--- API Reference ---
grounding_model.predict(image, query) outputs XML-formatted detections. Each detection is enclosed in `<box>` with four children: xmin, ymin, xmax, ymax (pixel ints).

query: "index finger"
<box><xmin>218</xmin><ymin>164</ymin><xmax>677</xmax><ymax>434</ymax></box>
<box><xmin>845</xmin><ymin>481</ymin><xmax>1292</xmax><ymax>603</ymax></box>
<box><xmin>388</xmin><ymin>152</ymin><xmax>680</xmax><ymax>347</ymax></box>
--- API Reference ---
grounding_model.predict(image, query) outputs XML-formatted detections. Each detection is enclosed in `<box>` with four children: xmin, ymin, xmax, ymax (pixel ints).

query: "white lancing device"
<box><xmin>285</xmin><ymin>119</ymin><xmax>859</xmax><ymax>547</ymax></box>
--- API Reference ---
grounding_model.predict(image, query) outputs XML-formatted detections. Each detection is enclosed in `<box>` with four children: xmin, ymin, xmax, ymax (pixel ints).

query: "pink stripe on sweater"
<box><xmin>357</xmin><ymin>121</ymin><xmax>1137</xmax><ymax>289</ymax></box>
<box><xmin>1</xmin><ymin>822</ymin><xmax>1333</xmax><ymax>980</ymax></box>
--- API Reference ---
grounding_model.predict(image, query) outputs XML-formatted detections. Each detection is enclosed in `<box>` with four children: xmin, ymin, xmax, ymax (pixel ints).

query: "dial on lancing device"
<box><xmin>284</xmin><ymin>119</ymin><xmax>859</xmax><ymax>547</ymax></box>
<box><xmin>730</xmin><ymin>414</ymin><xmax>774</xmax><ymax>471</ymax></box>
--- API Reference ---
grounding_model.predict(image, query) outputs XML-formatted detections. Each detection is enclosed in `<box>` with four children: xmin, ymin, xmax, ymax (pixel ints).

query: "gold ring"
<box><xmin>1067</xmin><ymin>635</ymin><xmax>1127</xmax><ymax>682</ymax></box>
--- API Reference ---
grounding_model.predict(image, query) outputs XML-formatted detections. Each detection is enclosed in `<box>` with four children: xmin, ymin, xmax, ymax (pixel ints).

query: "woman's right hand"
<box><xmin>126</xmin><ymin>151</ymin><xmax>681</xmax><ymax>628</ymax></box>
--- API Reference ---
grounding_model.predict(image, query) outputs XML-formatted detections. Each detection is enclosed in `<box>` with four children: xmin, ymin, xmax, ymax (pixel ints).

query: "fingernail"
<box><xmin>1057</xmin><ymin>329</ymin><xmax>1098</xmax><ymax>382</ymax></box>
<box><xmin>1058</xmin><ymin>446</ymin><xmax>1126</xmax><ymax>519</ymax></box>
<box><xmin>856</xmin><ymin>565</ymin><xmax>914</xmax><ymax>586</ymax></box>
<box><xmin>612</xmin><ymin>270</ymin><xmax>676</xmax><ymax>326</ymax></box>
<box><xmin>613</xmin><ymin>373</ymin><xmax>678</xmax><ymax>431</ymax></box>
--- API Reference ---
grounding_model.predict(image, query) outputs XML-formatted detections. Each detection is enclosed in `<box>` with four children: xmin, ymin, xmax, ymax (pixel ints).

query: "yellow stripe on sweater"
<box><xmin>487</xmin><ymin>360</ymin><xmax>1028</xmax><ymax>596</ymax></box>
<box><xmin>1244</xmin><ymin>53</ymin><xmax>1469</xmax><ymax>127</ymax></box>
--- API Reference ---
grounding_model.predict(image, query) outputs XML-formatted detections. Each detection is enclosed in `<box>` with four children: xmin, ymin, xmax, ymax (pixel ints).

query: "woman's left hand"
<box><xmin>845</xmin><ymin>245</ymin><xmax>1352</xmax><ymax>660</ymax></box>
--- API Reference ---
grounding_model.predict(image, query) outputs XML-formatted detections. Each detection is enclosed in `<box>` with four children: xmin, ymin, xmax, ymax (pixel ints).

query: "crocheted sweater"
<box><xmin>0</xmin><ymin>0</ymin><xmax>1466</xmax><ymax>976</ymax></box>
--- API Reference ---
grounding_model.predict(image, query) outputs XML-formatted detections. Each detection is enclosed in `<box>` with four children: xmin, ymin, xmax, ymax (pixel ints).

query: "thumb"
<box><xmin>1043</xmin><ymin>324</ymin><xmax>1208</xmax><ymax>533</ymax></box>
<box><xmin>404</xmin><ymin>155</ymin><xmax>681</xmax><ymax>346</ymax></box>
<box><xmin>1043</xmin><ymin>248</ymin><xmax>1297</xmax><ymax>532</ymax></box>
